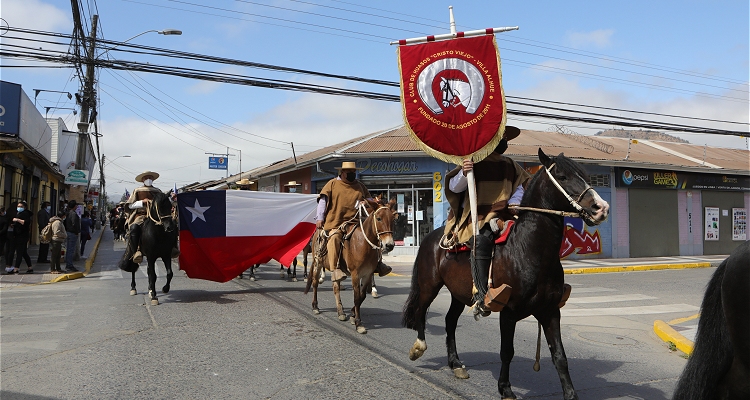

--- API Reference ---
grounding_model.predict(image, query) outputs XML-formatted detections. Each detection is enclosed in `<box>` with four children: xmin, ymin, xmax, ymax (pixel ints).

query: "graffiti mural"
<box><xmin>559</xmin><ymin>217</ymin><xmax>602</xmax><ymax>258</ymax></box>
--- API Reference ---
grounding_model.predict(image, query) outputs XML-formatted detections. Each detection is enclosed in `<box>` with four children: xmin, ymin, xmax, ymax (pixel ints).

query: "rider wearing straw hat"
<box><xmin>316</xmin><ymin>161</ymin><xmax>392</xmax><ymax>282</ymax></box>
<box><xmin>124</xmin><ymin>171</ymin><xmax>178</xmax><ymax>264</ymax></box>
<box><xmin>444</xmin><ymin>127</ymin><xmax>531</xmax><ymax>319</ymax></box>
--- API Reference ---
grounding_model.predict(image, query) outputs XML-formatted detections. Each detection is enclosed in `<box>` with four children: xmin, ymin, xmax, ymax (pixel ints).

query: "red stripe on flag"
<box><xmin>179</xmin><ymin>222</ymin><xmax>316</xmax><ymax>282</ymax></box>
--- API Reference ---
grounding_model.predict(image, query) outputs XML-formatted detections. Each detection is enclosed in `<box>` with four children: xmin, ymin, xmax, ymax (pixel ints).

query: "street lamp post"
<box><xmin>44</xmin><ymin>107</ymin><xmax>77</xmax><ymax>119</ymax></box>
<box><xmin>97</xmin><ymin>29</ymin><xmax>182</xmax><ymax>59</ymax></box>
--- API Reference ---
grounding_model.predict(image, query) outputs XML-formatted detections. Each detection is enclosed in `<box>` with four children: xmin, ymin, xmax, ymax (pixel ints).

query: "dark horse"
<box><xmin>118</xmin><ymin>192</ymin><xmax>178</xmax><ymax>306</ymax></box>
<box><xmin>673</xmin><ymin>240</ymin><xmax>750</xmax><ymax>400</ymax></box>
<box><xmin>402</xmin><ymin>149</ymin><xmax>609</xmax><ymax>399</ymax></box>
<box><xmin>113</xmin><ymin>213</ymin><xmax>126</xmax><ymax>241</ymax></box>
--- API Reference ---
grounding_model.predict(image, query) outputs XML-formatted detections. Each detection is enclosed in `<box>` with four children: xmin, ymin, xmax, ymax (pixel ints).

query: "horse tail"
<box><xmin>673</xmin><ymin>258</ymin><xmax>732</xmax><ymax>400</ymax></box>
<box><xmin>402</xmin><ymin>229</ymin><xmax>440</xmax><ymax>329</ymax></box>
<box><xmin>304</xmin><ymin>265</ymin><xmax>313</xmax><ymax>294</ymax></box>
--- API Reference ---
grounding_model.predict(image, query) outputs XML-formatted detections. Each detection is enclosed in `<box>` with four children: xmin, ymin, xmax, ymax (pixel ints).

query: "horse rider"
<box><xmin>124</xmin><ymin>171</ymin><xmax>178</xmax><ymax>264</ymax></box>
<box><xmin>316</xmin><ymin>161</ymin><xmax>392</xmax><ymax>282</ymax></box>
<box><xmin>444</xmin><ymin>126</ymin><xmax>531</xmax><ymax>319</ymax></box>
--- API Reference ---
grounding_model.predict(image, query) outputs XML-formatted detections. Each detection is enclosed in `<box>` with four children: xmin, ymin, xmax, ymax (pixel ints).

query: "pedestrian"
<box><xmin>6</xmin><ymin>201</ymin><xmax>33</xmax><ymax>274</ymax></box>
<box><xmin>80</xmin><ymin>211</ymin><xmax>93</xmax><ymax>257</ymax></box>
<box><xmin>48</xmin><ymin>211</ymin><xmax>67</xmax><ymax>274</ymax></box>
<box><xmin>36</xmin><ymin>201</ymin><xmax>51</xmax><ymax>264</ymax></box>
<box><xmin>64</xmin><ymin>200</ymin><xmax>81</xmax><ymax>273</ymax></box>
<box><xmin>0</xmin><ymin>208</ymin><xmax>8</xmax><ymax>267</ymax></box>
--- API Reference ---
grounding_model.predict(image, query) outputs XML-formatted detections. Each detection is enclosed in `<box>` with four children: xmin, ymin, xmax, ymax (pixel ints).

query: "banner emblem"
<box><xmin>398</xmin><ymin>35</ymin><xmax>506</xmax><ymax>164</ymax></box>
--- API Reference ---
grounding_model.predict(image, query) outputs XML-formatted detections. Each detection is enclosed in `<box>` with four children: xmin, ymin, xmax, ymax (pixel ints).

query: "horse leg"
<box><xmin>162</xmin><ymin>257</ymin><xmax>173</xmax><ymax>294</ymax></box>
<box><xmin>291</xmin><ymin>258</ymin><xmax>298</xmax><ymax>282</ymax></box>
<box><xmin>332</xmin><ymin>280</ymin><xmax>348</xmax><ymax>321</ymax></box>
<box><xmin>538</xmin><ymin>311</ymin><xmax>577</xmax><ymax>400</ymax></box>
<box><xmin>130</xmin><ymin>271</ymin><xmax>137</xmax><ymax>295</ymax></box>
<box><xmin>497</xmin><ymin>311</ymin><xmax>518</xmax><ymax>399</ymax></box>
<box><xmin>147</xmin><ymin>260</ymin><xmax>159</xmax><ymax>306</ymax></box>
<box><xmin>446</xmin><ymin>296</ymin><xmax>469</xmax><ymax>379</ymax></box>
<box><xmin>370</xmin><ymin>276</ymin><xmax>378</xmax><ymax>298</ymax></box>
<box><xmin>350</xmin><ymin>272</ymin><xmax>368</xmax><ymax>334</ymax></box>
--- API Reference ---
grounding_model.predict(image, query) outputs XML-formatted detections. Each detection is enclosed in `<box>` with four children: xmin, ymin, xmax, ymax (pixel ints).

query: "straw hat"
<box><xmin>135</xmin><ymin>171</ymin><xmax>160</xmax><ymax>182</ymax></box>
<box><xmin>236</xmin><ymin>178</ymin><xmax>254</xmax><ymax>186</ymax></box>
<box><xmin>284</xmin><ymin>180</ymin><xmax>302</xmax><ymax>187</ymax></box>
<box><xmin>334</xmin><ymin>161</ymin><xmax>364</xmax><ymax>170</ymax></box>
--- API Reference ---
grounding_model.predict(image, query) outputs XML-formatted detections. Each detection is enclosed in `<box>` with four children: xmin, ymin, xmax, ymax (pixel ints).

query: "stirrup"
<box><xmin>132</xmin><ymin>251</ymin><xmax>143</xmax><ymax>264</ymax></box>
<box><xmin>472</xmin><ymin>301</ymin><xmax>492</xmax><ymax>321</ymax></box>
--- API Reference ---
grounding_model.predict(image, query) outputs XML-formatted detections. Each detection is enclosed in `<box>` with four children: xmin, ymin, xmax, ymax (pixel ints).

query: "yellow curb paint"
<box><xmin>385</xmin><ymin>272</ymin><xmax>406</xmax><ymax>277</ymax></box>
<box><xmin>564</xmin><ymin>262</ymin><xmax>711</xmax><ymax>275</ymax></box>
<box><xmin>654</xmin><ymin>320</ymin><xmax>694</xmax><ymax>355</ymax></box>
<box><xmin>669</xmin><ymin>314</ymin><xmax>700</xmax><ymax>325</ymax></box>
<box><xmin>50</xmin><ymin>272</ymin><xmax>85</xmax><ymax>282</ymax></box>
<box><xmin>84</xmin><ymin>227</ymin><xmax>106</xmax><ymax>276</ymax></box>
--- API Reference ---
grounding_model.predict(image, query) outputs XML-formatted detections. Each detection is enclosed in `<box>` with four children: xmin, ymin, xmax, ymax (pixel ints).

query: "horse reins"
<box><xmin>509</xmin><ymin>163</ymin><xmax>597</xmax><ymax>224</ymax></box>
<box><xmin>145</xmin><ymin>199</ymin><xmax>173</xmax><ymax>226</ymax></box>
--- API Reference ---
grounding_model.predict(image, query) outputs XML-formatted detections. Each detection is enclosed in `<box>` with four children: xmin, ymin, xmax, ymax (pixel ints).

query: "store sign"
<box><xmin>0</xmin><ymin>81</ymin><xmax>22</xmax><ymax>136</ymax></box>
<box><xmin>64</xmin><ymin>168</ymin><xmax>89</xmax><ymax>185</ymax></box>
<box><xmin>616</xmin><ymin>168</ymin><xmax>750</xmax><ymax>191</ymax></box>
<box><xmin>208</xmin><ymin>157</ymin><xmax>228</xmax><ymax>170</ymax></box>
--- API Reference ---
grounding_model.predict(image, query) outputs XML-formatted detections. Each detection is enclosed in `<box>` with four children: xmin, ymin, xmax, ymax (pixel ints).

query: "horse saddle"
<box><xmin>447</xmin><ymin>220</ymin><xmax>516</xmax><ymax>253</ymax></box>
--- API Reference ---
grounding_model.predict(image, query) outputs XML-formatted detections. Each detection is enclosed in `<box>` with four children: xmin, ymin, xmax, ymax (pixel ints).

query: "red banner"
<box><xmin>398</xmin><ymin>35</ymin><xmax>506</xmax><ymax>163</ymax></box>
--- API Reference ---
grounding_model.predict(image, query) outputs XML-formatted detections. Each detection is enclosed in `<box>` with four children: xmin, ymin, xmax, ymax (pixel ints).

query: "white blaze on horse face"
<box><xmin>589</xmin><ymin>189</ymin><xmax>609</xmax><ymax>222</ymax></box>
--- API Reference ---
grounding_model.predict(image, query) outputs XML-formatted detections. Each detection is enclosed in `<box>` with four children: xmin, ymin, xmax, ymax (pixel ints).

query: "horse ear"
<box><xmin>538</xmin><ymin>148</ymin><xmax>552</xmax><ymax>168</ymax></box>
<box><xmin>365</xmin><ymin>198</ymin><xmax>380</xmax><ymax>210</ymax></box>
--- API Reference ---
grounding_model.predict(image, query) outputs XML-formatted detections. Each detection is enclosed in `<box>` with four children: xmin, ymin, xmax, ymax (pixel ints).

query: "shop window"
<box><xmin>588</xmin><ymin>174</ymin><xmax>610</xmax><ymax>187</ymax></box>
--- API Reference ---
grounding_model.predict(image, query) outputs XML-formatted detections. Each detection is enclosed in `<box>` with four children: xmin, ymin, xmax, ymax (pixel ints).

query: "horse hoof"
<box><xmin>350</xmin><ymin>317</ymin><xmax>356</xmax><ymax>325</ymax></box>
<box><xmin>371</xmin><ymin>288</ymin><xmax>378</xmax><ymax>298</ymax></box>
<box><xmin>318</xmin><ymin>278</ymin><xmax>324</xmax><ymax>285</ymax></box>
<box><xmin>408</xmin><ymin>339</ymin><xmax>427</xmax><ymax>361</ymax></box>
<box><xmin>249</xmin><ymin>276</ymin><xmax>256</xmax><ymax>281</ymax></box>
<box><xmin>150</xmin><ymin>299</ymin><xmax>159</xmax><ymax>306</ymax></box>
<box><xmin>453</xmin><ymin>367</ymin><xmax>470</xmax><ymax>379</ymax></box>
<box><xmin>356</xmin><ymin>326</ymin><xmax>367</xmax><ymax>334</ymax></box>
<box><xmin>338</xmin><ymin>314</ymin><xmax>348</xmax><ymax>321</ymax></box>
<box><xmin>313</xmin><ymin>308</ymin><xmax>320</xmax><ymax>315</ymax></box>
<box><xmin>292</xmin><ymin>277</ymin><xmax>298</xmax><ymax>282</ymax></box>
<box><xmin>162</xmin><ymin>286</ymin><xmax>170</xmax><ymax>294</ymax></box>
<box><xmin>129</xmin><ymin>289</ymin><xmax>137</xmax><ymax>296</ymax></box>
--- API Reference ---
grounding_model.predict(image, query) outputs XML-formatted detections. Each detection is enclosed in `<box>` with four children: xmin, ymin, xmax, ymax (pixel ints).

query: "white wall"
<box><xmin>19</xmin><ymin>90</ymin><xmax>52</xmax><ymax>160</ymax></box>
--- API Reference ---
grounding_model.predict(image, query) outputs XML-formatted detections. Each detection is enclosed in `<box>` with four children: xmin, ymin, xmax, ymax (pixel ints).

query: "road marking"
<box><xmin>566</xmin><ymin>294</ymin><xmax>657</xmax><ymax>304</ymax></box>
<box><xmin>1</xmin><ymin>322</ymin><xmax>68</xmax><ymax>334</ymax></box>
<box><xmin>562</xmin><ymin>304</ymin><xmax>699</xmax><ymax>317</ymax></box>
<box><xmin>668</xmin><ymin>314</ymin><xmax>699</xmax><ymax>324</ymax></box>
<box><xmin>569</xmin><ymin>287</ymin><xmax>618</xmax><ymax>294</ymax></box>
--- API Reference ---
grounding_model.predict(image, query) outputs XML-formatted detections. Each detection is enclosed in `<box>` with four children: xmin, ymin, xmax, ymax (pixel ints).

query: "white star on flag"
<box><xmin>186</xmin><ymin>199</ymin><xmax>211</xmax><ymax>222</ymax></box>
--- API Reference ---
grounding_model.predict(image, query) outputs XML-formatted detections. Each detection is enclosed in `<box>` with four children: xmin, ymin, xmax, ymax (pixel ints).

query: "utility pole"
<box><xmin>75</xmin><ymin>14</ymin><xmax>98</xmax><ymax>170</ymax></box>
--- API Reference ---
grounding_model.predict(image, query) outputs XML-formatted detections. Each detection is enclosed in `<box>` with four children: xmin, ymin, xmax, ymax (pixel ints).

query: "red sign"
<box><xmin>398</xmin><ymin>35</ymin><xmax>506</xmax><ymax>163</ymax></box>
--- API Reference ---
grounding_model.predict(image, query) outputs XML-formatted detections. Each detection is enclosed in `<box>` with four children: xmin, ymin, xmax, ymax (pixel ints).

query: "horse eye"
<box><xmin>557</xmin><ymin>175</ymin><xmax>567</xmax><ymax>181</ymax></box>
<box><xmin>376</xmin><ymin>217</ymin><xmax>382</xmax><ymax>221</ymax></box>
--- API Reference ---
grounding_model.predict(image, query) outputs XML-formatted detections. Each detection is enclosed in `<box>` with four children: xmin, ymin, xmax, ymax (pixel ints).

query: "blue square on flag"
<box><xmin>178</xmin><ymin>191</ymin><xmax>226</xmax><ymax>239</ymax></box>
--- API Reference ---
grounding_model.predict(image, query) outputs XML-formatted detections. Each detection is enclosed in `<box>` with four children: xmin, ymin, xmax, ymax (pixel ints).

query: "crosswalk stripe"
<box><xmin>1</xmin><ymin>322</ymin><xmax>68</xmax><ymax>334</ymax></box>
<box><xmin>561</xmin><ymin>304</ymin><xmax>699</xmax><ymax>317</ymax></box>
<box><xmin>569</xmin><ymin>287</ymin><xmax>617</xmax><ymax>294</ymax></box>
<box><xmin>567</xmin><ymin>294</ymin><xmax>657</xmax><ymax>304</ymax></box>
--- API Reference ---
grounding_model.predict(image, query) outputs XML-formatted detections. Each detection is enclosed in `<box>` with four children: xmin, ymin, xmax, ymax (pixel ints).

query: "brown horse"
<box><xmin>305</xmin><ymin>198</ymin><xmax>396</xmax><ymax>334</ymax></box>
<box><xmin>402</xmin><ymin>149</ymin><xmax>609</xmax><ymax>399</ymax></box>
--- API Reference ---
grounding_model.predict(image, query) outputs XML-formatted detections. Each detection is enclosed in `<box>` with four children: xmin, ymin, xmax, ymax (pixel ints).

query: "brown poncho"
<box><xmin>319</xmin><ymin>178</ymin><xmax>371</xmax><ymax>231</ymax></box>
<box><xmin>444</xmin><ymin>153</ymin><xmax>531</xmax><ymax>244</ymax></box>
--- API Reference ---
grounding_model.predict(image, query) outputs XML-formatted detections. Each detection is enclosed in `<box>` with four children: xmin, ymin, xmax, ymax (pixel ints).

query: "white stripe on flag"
<box><xmin>225</xmin><ymin>191</ymin><xmax>317</xmax><ymax>237</ymax></box>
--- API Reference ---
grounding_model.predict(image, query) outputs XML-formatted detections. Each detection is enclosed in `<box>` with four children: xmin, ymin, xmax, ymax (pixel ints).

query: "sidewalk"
<box><xmin>0</xmin><ymin>227</ymin><xmax>104</xmax><ymax>288</ymax></box>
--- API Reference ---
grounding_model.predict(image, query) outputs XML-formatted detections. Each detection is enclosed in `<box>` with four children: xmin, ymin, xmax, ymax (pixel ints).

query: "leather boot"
<box><xmin>375</xmin><ymin>261</ymin><xmax>392</xmax><ymax>276</ymax></box>
<box><xmin>470</xmin><ymin>226</ymin><xmax>494</xmax><ymax>319</ymax></box>
<box><xmin>129</xmin><ymin>224</ymin><xmax>143</xmax><ymax>264</ymax></box>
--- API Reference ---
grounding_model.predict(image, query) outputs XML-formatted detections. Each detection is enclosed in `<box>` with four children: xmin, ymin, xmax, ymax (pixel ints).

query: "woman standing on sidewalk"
<box><xmin>6</xmin><ymin>201</ymin><xmax>33</xmax><ymax>274</ymax></box>
<box><xmin>80</xmin><ymin>211</ymin><xmax>93</xmax><ymax>257</ymax></box>
<box><xmin>48</xmin><ymin>211</ymin><xmax>67</xmax><ymax>274</ymax></box>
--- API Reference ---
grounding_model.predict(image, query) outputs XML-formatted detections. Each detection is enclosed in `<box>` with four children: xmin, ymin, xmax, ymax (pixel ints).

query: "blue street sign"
<box><xmin>208</xmin><ymin>156</ymin><xmax>228</xmax><ymax>170</ymax></box>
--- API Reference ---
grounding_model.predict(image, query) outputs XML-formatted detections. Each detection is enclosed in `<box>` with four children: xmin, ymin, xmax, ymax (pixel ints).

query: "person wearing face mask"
<box><xmin>64</xmin><ymin>199</ymin><xmax>81</xmax><ymax>273</ymax></box>
<box><xmin>123</xmin><ymin>171</ymin><xmax>178</xmax><ymax>264</ymax></box>
<box><xmin>0</xmin><ymin>208</ymin><xmax>8</xmax><ymax>270</ymax></box>
<box><xmin>444</xmin><ymin>126</ymin><xmax>531</xmax><ymax>319</ymax></box>
<box><xmin>315</xmin><ymin>161</ymin><xmax>391</xmax><ymax>282</ymax></box>
<box><xmin>6</xmin><ymin>201</ymin><xmax>33</xmax><ymax>274</ymax></box>
<box><xmin>36</xmin><ymin>201</ymin><xmax>52</xmax><ymax>264</ymax></box>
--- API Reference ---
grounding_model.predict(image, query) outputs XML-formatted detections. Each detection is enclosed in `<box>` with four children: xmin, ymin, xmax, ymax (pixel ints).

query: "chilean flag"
<box><xmin>177</xmin><ymin>190</ymin><xmax>317</xmax><ymax>282</ymax></box>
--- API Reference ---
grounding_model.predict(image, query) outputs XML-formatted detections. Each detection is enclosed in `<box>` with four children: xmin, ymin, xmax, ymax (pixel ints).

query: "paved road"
<box><xmin>1</xmin><ymin>230</ymin><xmax>715</xmax><ymax>399</ymax></box>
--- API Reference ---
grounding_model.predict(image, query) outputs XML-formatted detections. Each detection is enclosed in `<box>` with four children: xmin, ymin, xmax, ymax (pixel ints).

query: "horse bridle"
<box><xmin>357</xmin><ymin>202</ymin><xmax>393</xmax><ymax>250</ymax></box>
<box><xmin>146</xmin><ymin>198</ymin><xmax>174</xmax><ymax>226</ymax></box>
<box><xmin>510</xmin><ymin>163</ymin><xmax>597</xmax><ymax>224</ymax></box>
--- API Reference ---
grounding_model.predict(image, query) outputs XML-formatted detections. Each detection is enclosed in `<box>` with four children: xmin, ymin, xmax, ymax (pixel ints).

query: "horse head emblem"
<box><xmin>417</xmin><ymin>58</ymin><xmax>485</xmax><ymax>115</ymax></box>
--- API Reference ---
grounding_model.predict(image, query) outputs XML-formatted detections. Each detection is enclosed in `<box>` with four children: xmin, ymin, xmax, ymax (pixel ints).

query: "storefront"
<box><xmin>615</xmin><ymin>167</ymin><xmax>749</xmax><ymax>257</ymax></box>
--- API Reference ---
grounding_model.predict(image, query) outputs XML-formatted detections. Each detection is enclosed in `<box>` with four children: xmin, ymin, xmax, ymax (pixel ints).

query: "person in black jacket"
<box><xmin>6</xmin><ymin>201</ymin><xmax>33</xmax><ymax>274</ymax></box>
<box><xmin>0</xmin><ymin>208</ymin><xmax>8</xmax><ymax>268</ymax></box>
<box><xmin>36</xmin><ymin>201</ymin><xmax>51</xmax><ymax>263</ymax></box>
<box><xmin>64</xmin><ymin>200</ymin><xmax>81</xmax><ymax>272</ymax></box>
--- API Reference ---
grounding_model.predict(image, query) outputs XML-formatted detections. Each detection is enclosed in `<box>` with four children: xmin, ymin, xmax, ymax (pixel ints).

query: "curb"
<box><xmin>564</xmin><ymin>262</ymin><xmax>712</xmax><ymax>275</ymax></box>
<box><xmin>653</xmin><ymin>320</ymin><xmax>694</xmax><ymax>355</ymax></box>
<box><xmin>43</xmin><ymin>228</ymin><xmax>106</xmax><ymax>284</ymax></box>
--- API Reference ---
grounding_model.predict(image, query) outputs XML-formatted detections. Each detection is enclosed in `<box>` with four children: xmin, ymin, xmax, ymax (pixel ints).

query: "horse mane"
<box><xmin>519</xmin><ymin>152</ymin><xmax>590</xmax><ymax>208</ymax></box>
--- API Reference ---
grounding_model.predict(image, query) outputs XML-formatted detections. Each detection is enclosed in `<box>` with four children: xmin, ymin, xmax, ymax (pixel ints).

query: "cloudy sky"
<box><xmin>1</xmin><ymin>0</ymin><xmax>748</xmax><ymax>198</ymax></box>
